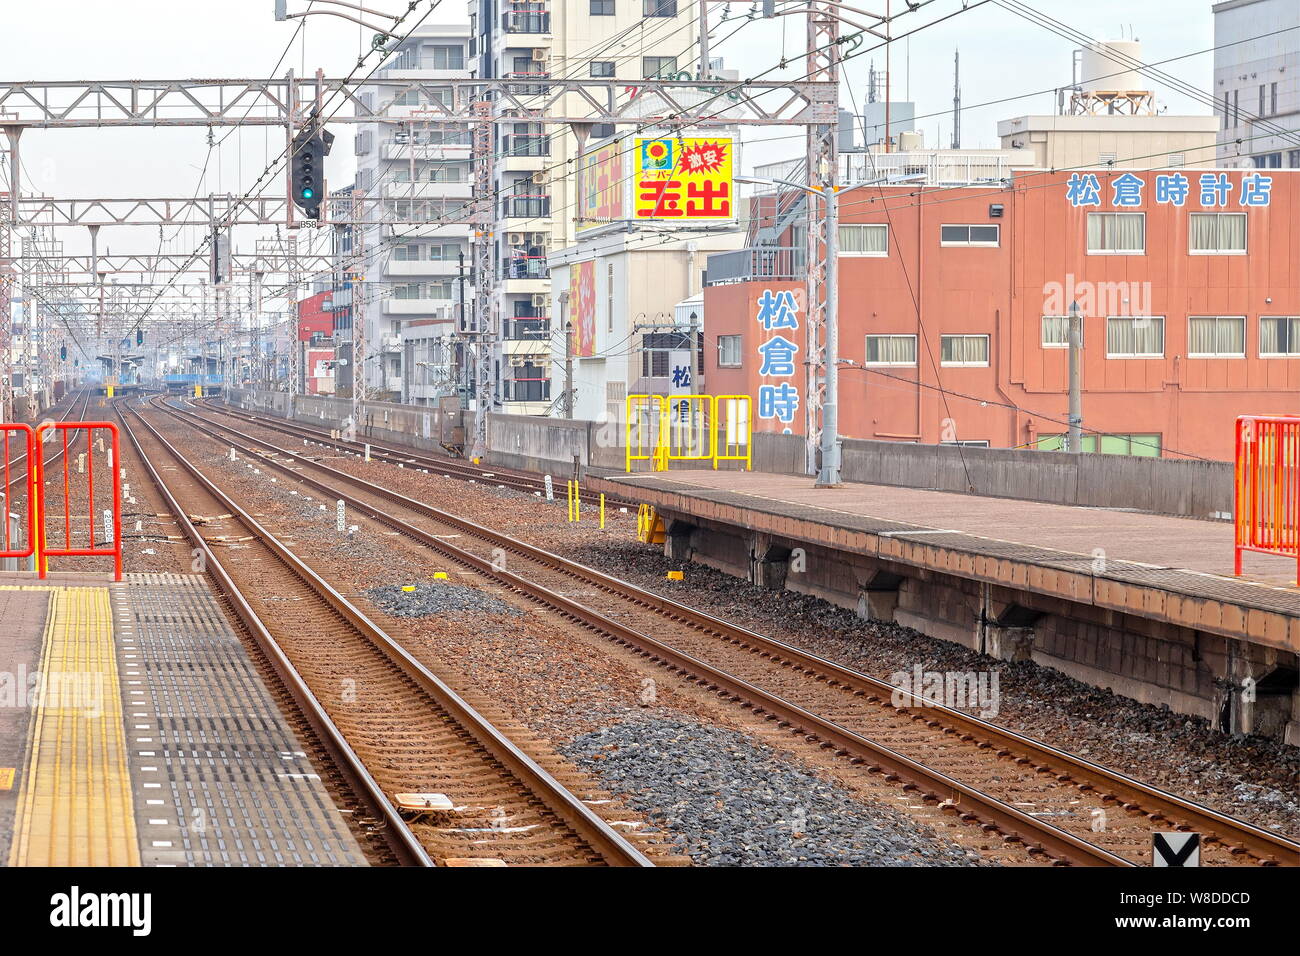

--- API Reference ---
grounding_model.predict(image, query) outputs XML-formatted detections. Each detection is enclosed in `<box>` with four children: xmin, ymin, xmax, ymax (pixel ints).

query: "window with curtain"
<box><xmin>591</xmin><ymin>0</ymin><xmax>614</xmax><ymax>12</ymax></box>
<box><xmin>1087</xmin><ymin>213</ymin><xmax>1145</xmax><ymax>254</ymax></box>
<box><xmin>644</xmin><ymin>0</ymin><xmax>677</xmax><ymax>15</ymax></box>
<box><xmin>940</xmin><ymin>334</ymin><xmax>990</xmax><ymax>366</ymax></box>
<box><xmin>1189</xmin><ymin>213</ymin><xmax>1246</xmax><ymax>253</ymax></box>
<box><xmin>642</xmin><ymin>56</ymin><xmax>677</xmax><ymax>78</ymax></box>
<box><xmin>1041</xmin><ymin>315</ymin><xmax>1084</xmax><ymax>348</ymax></box>
<box><xmin>429</xmin><ymin>45</ymin><xmax>464</xmax><ymax>70</ymax></box>
<box><xmin>1106</xmin><ymin>316</ymin><xmax>1164</xmax><ymax>357</ymax></box>
<box><xmin>865</xmin><ymin>334</ymin><xmax>917</xmax><ymax>365</ymax></box>
<box><xmin>1187</xmin><ymin>316</ymin><xmax>1245</xmax><ymax>357</ymax></box>
<box><xmin>1260</xmin><ymin>316</ymin><xmax>1300</xmax><ymax>356</ymax></box>
<box><xmin>718</xmin><ymin>335</ymin><xmax>742</xmax><ymax>367</ymax></box>
<box><xmin>839</xmin><ymin>224</ymin><xmax>888</xmax><ymax>255</ymax></box>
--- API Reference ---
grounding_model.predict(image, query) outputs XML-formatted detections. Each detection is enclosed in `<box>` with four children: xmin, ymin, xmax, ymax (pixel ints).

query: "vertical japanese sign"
<box><xmin>578</xmin><ymin>142</ymin><xmax>627</xmax><ymax>232</ymax></box>
<box><xmin>571</xmin><ymin>260</ymin><xmax>597</xmax><ymax>357</ymax></box>
<box><xmin>634</xmin><ymin>137</ymin><xmax>734</xmax><ymax>221</ymax></box>
<box><xmin>754</xmin><ymin>287</ymin><xmax>801</xmax><ymax>433</ymax></box>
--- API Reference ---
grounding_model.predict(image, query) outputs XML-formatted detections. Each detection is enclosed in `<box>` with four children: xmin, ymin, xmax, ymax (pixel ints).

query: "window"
<box><xmin>1106</xmin><ymin>316</ymin><xmax>1164</xmax><ymax>358</ymax></box>
<box><xmin>1189</xmin><ymin>213</ymin><xmax>1246</xmax><ymax>254</ymax></box>
<box><xmin>1260</xmin><ymin>316</ymin><xmax>1300</xmax><ymax>357</ymax></box>
<box><xmin>643</xmin><ymin>55</ymin><xmax>677</xmax><ymax>79</ymax></box>
<box><xmin>1087</xmin><ymin>212</ymin><xmax>1145</xmax><ymax>254</ymax></box>
<box><xmin>839</xmin><ymin>224</ymin><xmax>888</xmax><ymax>256</ymax></box>
<box><xmin>1259</xmin><ymin>83</ymin><xmax>1266</xmax><ymax>119</ymax></box>
<box><xmin>591</xmin><ymin>61</ymin><xmax>614</xmax><ymax>78</ymax></box>
<box><xmin>718</xmin><ymin>335</ymin><xmax>742</xmax><ymax>367</ymax></box>
<box><xmin>1167</xmin><ymin>152</ymin><xmax>1185</xmax><ymax>167</ymax></box>
<box><xmin>940</xmin><ymin>334</ymin><xmax>990</xmax><ymax>366</ymax></box>
<box><xmin>865</xmin><ymin>334</ymin><xmax>917</xmax><ymax>366</ymax></box>
<box><xmin>1271</xmin><ymin>81</ymin><xmax>1278</xmax><ymax>116</ymax></box>
<box><xmin>1253</xmin><ymin>152</ymin><xmax>1283</xmax><ymax>168</ymax></box>
<box><xmin>429</xmin><ymin>45</ymin><xmax>464</xmax><ymax>70</ymax></box>
<box><xmin>1290</xmin><ymin>150</ymin><xmax>1300</xmax><ymax>169</ymax></box>
<box><xmin>590</xmin><ymin>0</ymin><xmax>614</xmax><ymax>12</ymax></box>
<box><xmin>644</xmin><ymin>0</ymin><xmax>677</xmax><ymax>15</ymax></box>
<box><xmin>1037</xmin><ymin>433</ymin><xmax>1162</xmax><ymax>457</ymax></box>
<box><xmin>393</xmin><ymin>244</ymin><xmax>423</xmax><ymax>261</ymax></box>
<box><xmin>1041</xmin><ymin>315</ymin><xmax>1084</xmax><ymax>348</ymax></box>
<box><xmin>1098</xmin><ymin>151</ymin><xmax>1117</xmax><ymax>166</ymax></box>
<box><xmin>1188</xmin><ymin>316</ymin><xmax>1245</xmax><ymax>358</ymax></box>
<box><xmin>940</xmin><ymin>224</ymin><xmax>999</xmax><ymax>247</ymax></box>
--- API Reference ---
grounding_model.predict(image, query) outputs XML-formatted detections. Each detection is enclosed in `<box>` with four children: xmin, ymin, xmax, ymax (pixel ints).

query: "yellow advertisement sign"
<box><xmin>633</xmin><ymin>137</ymin><xmax>734</xmax><ymax>222</ymax></box>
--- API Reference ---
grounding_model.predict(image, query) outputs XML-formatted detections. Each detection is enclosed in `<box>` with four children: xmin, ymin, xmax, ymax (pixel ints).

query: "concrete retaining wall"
<box><xmin>226</xmin><ymin>389</ymin><xmax>1233</xmax><ymax>519</ymax></box>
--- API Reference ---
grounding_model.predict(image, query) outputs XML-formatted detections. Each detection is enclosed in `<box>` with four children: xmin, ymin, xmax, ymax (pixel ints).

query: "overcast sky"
<box><xmin>0</xmin><ymin>0</ymin><xmax>1220</xmax><ymax>260</ymax></box>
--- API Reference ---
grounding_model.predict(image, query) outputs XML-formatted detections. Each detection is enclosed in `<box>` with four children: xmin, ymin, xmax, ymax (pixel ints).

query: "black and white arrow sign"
<box><xmin>1152</xmin><ymin>832</ymin><xmax>1201</xmax><ymax>867</ymax></box>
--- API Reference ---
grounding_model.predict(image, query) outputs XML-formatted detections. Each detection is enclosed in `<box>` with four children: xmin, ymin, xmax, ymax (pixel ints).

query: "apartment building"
<box><xmin>1213</xmin><ymin>0</ymin><xmax>1300</xmax><ymax>169</ymax></box>
<box><xmin>470</xmin><ymin>0</ymin><xmax>700</xmax><ymax>414</ymax></box>
<box><xmin>353</xmin><ymin>24</ymin><xmax>476</xmax><ymax>406</ymax></box>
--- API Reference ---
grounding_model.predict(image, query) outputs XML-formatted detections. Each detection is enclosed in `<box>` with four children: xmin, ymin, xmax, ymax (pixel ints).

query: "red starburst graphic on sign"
<box><xmin>679</xmin><ymin>141</ymin><xmax>727</xmax><ymax>175</ymax></box>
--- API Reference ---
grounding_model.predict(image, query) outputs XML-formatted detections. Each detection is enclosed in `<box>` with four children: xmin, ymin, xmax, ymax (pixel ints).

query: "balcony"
<box><xmin>703</xmin><ymin>247</ymin><xmax>804</xmax><ymax>286</ymax></box>
<box><xmin>382</xmin><ymin>180</ymin><xmax>472</xmax><ymax>201</ymax></box>
<box><xmin>502</xmin><ymin>133</ymin><xmax>550</xmax><ymax>158</ymax></box>
<box><xmin>382</xmin><ymin>297</ymin><xmax>456</xmax><ymax>317</ymax></box>
<box><xmin>503</xmin><ymin>72</ymin><xmax>550</xmax><ymax>96</ymax></box>
<box><xmin>384</xmin><ymin>222</ymin><xmax>471</xmax><ymax>240</ymax></box>
<box><xmin>501</xmin><ymin>255</ymin><xmax>548</xmax><ymax>281</ymax></box>
<box><xmin>502</xmin><ymin>195</ymin><xmax>551</xmax><ymax>220</ymax></box>
<box><xmin>501</xmin><ymin>7</ymin><xmax>550</xmax><ymax>34</ymax></box>
<box><xmin>386</xmin><ymin>258</ymin><xmax>462</xmax><ymax>278</ymax></box>
<box><xmin>505</xmin><ymin>378</ymin><xmax>551</xmax><ymax>403</ymax></box>
<box><xmin>380</xmin><ymin>142</ymin><xmax>471</xmax><ymax>162</ymax></box>
<box><xmin>505</xmin><ymin>317</ymin><xmax>550</xmax><ymax>341</ymax></box>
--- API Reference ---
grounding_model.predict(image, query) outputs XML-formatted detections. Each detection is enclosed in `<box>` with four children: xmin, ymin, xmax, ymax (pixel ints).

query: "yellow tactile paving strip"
<box><xmin>6</xmin><ymin>586</ymin><xmax>140</xmax><ymax>867</ymax></box>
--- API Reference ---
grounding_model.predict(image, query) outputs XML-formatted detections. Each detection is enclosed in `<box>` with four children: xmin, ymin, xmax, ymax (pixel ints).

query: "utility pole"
<box><xmin>1067</xmin><ymin>299</ymin><xmax>1083</xmax><ymax>454</ymax></box>
<box><xmin>456</xmin><ymin>249</ymin><xmax>467</xmax><ymax>407</ymax></box>
<box><xmin>470</xmin><ymin>98</ymin><xmax>496</xmax><ymax>460</ymax></box>
<box><xmin>806</xmin><ymin>2</ymin><xmax>842</xmax><ymax>484</ymax></box>
<box><xmin>952</xmin><ymin>49</ymin><xmax>961</xmax><ymax>149</ymax></box>
<box><xmin>560</xmin><ymin>289</ymin><xmax>572</xmax><ymax>419</ymax></box>
<box><xmin>352</xmin><ymin>191</ymin><xmax>367</xmax><ymax>414</ymax></box>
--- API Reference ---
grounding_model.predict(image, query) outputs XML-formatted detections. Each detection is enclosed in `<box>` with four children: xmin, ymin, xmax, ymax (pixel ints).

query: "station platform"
<box><xmin>593</xmin><ymin>470</ymin><xmax>1300</xmax><ymax>740</ymax></box>
<box><xmin>0</xmin><ymin>572</ymin><xmax>367</xmax><ymax>867</ymax></box>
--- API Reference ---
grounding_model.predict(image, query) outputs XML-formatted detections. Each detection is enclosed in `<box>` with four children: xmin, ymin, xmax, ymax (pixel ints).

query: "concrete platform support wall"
<box><xmin>674</xmin><ymin>516</ymin><xmax>1298</xmax><ymax>743</ymax></box>
<box><xmin>226</xmin><ymin>391</ymin><xmax>1232</xmax><ymax>519</ymax></box>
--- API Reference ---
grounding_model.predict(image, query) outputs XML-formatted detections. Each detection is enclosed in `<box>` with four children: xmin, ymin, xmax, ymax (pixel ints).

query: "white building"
<box><xmin>470</xmin><ymin>0</ymin><xmax>702</xmax><ymax>415</ymax></box>
<box><xmin>1213</xmin><ymin>0</ymin><xmax>1300</xmax><ymax>168</ymax></box>
<box><xmin>354</xmin><ymin>24</ymin><xmax>476</xmax><ymax>406</ymax></box>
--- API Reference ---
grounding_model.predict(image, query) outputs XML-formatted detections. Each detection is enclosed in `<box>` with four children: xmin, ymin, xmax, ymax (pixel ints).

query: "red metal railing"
<box><xmin>1</xmin><ymin>424</ymin><xmax>37</xmax><ymax>561</ymax></box>
<box><xmin>1234</xmin><ymin>414</ymin><xmax>1300</xmax><ymax>581</ymax></box>
<box><xmin>34</xmin><ymin>421</ymin><xmax>122</xmax><ymax>582</ymax></box>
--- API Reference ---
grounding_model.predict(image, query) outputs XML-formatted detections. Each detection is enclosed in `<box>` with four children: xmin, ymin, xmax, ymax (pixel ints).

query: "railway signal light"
<box><xmin>290</xmin><ymin>125</ymin><xmax>334</xmax><ymax>221</ymax></box>
<box><xmin>136</xmin><ymin>328</ymin><xmax>144</xmax><ymax>346</ymax></box>
<box><xmin>60</xmin><ymin>345</ymin><xmax>67</xmax><ymax>360</ymax></box>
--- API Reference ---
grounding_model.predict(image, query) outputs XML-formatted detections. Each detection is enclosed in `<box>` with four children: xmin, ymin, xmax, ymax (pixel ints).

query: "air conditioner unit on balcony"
<box><xmin>531</xmin><ymin>293</ymin><xmax>549</xmax><ymax>308</ymax></box>
<box><xmin>531</xmin><ymin>171</ymin><xmax>546</xmax><ymax>185</ymax></box>
<box><xmin>532</xmin><ymin>48</ymin><xmax>548</xmax><ymax>62</ymax></box>
<box><xmin>508</xmin><ymin>232</ymin><xmax>526</xmax><ymax>246</ymax></box>
<box><xmin>528</xmin><ymin>232</ymin><xmax>546</xmax><ymax>246</ymax></box>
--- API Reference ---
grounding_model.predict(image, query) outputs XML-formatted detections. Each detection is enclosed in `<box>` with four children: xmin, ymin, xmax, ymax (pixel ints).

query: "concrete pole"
<box><xmin>559</xmin><ymin>289</ymin><xmax>572</xmax><ymax>419</ymax></box>
<box><xmin>1068</xmin><ymin>299</ymin><xmax>1083</xmax><ymax>454</ymax></box>
<box><xmin>814</xmin><ymin>184</ymin><xmax>842</xmax><ymax>487</ymax></box>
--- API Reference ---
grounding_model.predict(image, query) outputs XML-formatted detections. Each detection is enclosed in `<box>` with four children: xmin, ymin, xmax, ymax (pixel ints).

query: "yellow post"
<box><xmin>194</xmin><ymin>383</ymin><xmax>202</xmax><ymax>398</ymax></box>
<box><xmin>566</xmin><ymin>481</ymin><xmax>573</xmax><ymax>522</ymax></box>
<box><xmin>575</xmin><ymin>482</ymin><xmax>581</xmax><ymax>522</ymax></box>
<box><xmin>106</xmin><ymin>385</ymin><xmax>114</xmax><ymax>398</ymax></box>
<box><xmin>600</xmin><ymin>493</ymin><xmax>606</xmax><ymax>529</ymax></box>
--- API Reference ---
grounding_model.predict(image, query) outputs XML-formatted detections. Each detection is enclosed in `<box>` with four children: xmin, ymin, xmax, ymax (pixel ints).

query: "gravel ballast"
<box><xmin>564</xmin><ymin>716</ymin><xmax>983</xmax><ymax>867</ymax></box>
<box><xmin>364</xmin><ymin>581</ymin><xmax>523</xmax><ymax>619</ymax></box>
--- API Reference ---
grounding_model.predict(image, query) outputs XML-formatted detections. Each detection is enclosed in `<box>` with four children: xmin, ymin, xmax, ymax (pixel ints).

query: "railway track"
<box><xmin>4</xmin><ymin>388</ymin><xmax>92</xmax><ymax>493</ymax></box>
<box><xmin>121</xmin><ymin>399</ymin><xmax>653</xmax><ymax>867</ymax></box>
<box><xmin>200</xmin><ymin>398</ymin><xmax>633</xmax><ymax>507</ymax></box>
<box><xmin>162</xmin><ymin>394</ymin><xmax>1300</xmax><ymax>868</ymax></box>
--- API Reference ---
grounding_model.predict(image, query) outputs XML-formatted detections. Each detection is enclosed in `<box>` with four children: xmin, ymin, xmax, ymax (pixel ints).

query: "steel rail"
<box><xmin>174</xmin><ymin>395</ymin><xmax>1300</xmax><ymax>867</ymax></box>
<box><xmin>117</xmin><ymin>401</ymin><xmax>433</xmax><ymax>867</ymax></box>
<box><xmin>205</xmin><ymin>398</ymin><xmax>632</xmax><ymax>506</ymax></box>
<box><xmin>162</xmin><ymin>397</ymin><xmax>1145</xmax><ymax>867</ymax></box>
<box><xmin>128</xmin><ymin>399</ymin><xmax>654</xmax><ymax>868</ymax></box>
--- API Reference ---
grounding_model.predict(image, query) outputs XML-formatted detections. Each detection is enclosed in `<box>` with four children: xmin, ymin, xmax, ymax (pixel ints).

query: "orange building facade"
<box><xmin>704</xmin><ymin>168</ymin><xmax>1299</xmax><ymax>460</ymax></box>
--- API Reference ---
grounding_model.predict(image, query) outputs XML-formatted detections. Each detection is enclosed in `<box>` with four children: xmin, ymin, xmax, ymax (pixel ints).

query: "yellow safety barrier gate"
<box><xmin>625</xmin><ymin>394</ymin><xmax>752</xmax><ymax>472</ymax></box>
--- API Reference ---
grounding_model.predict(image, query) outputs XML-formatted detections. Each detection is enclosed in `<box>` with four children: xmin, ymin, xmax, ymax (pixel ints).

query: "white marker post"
<box><xmin>336</xmin><ymin>500</ymin><xmax>346</xmax><ymax>533</ymax></box>
<box><xmin>544</xmin><ymin>475</ymin><xmax>554</xmax><ymax>500</ymax></box>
